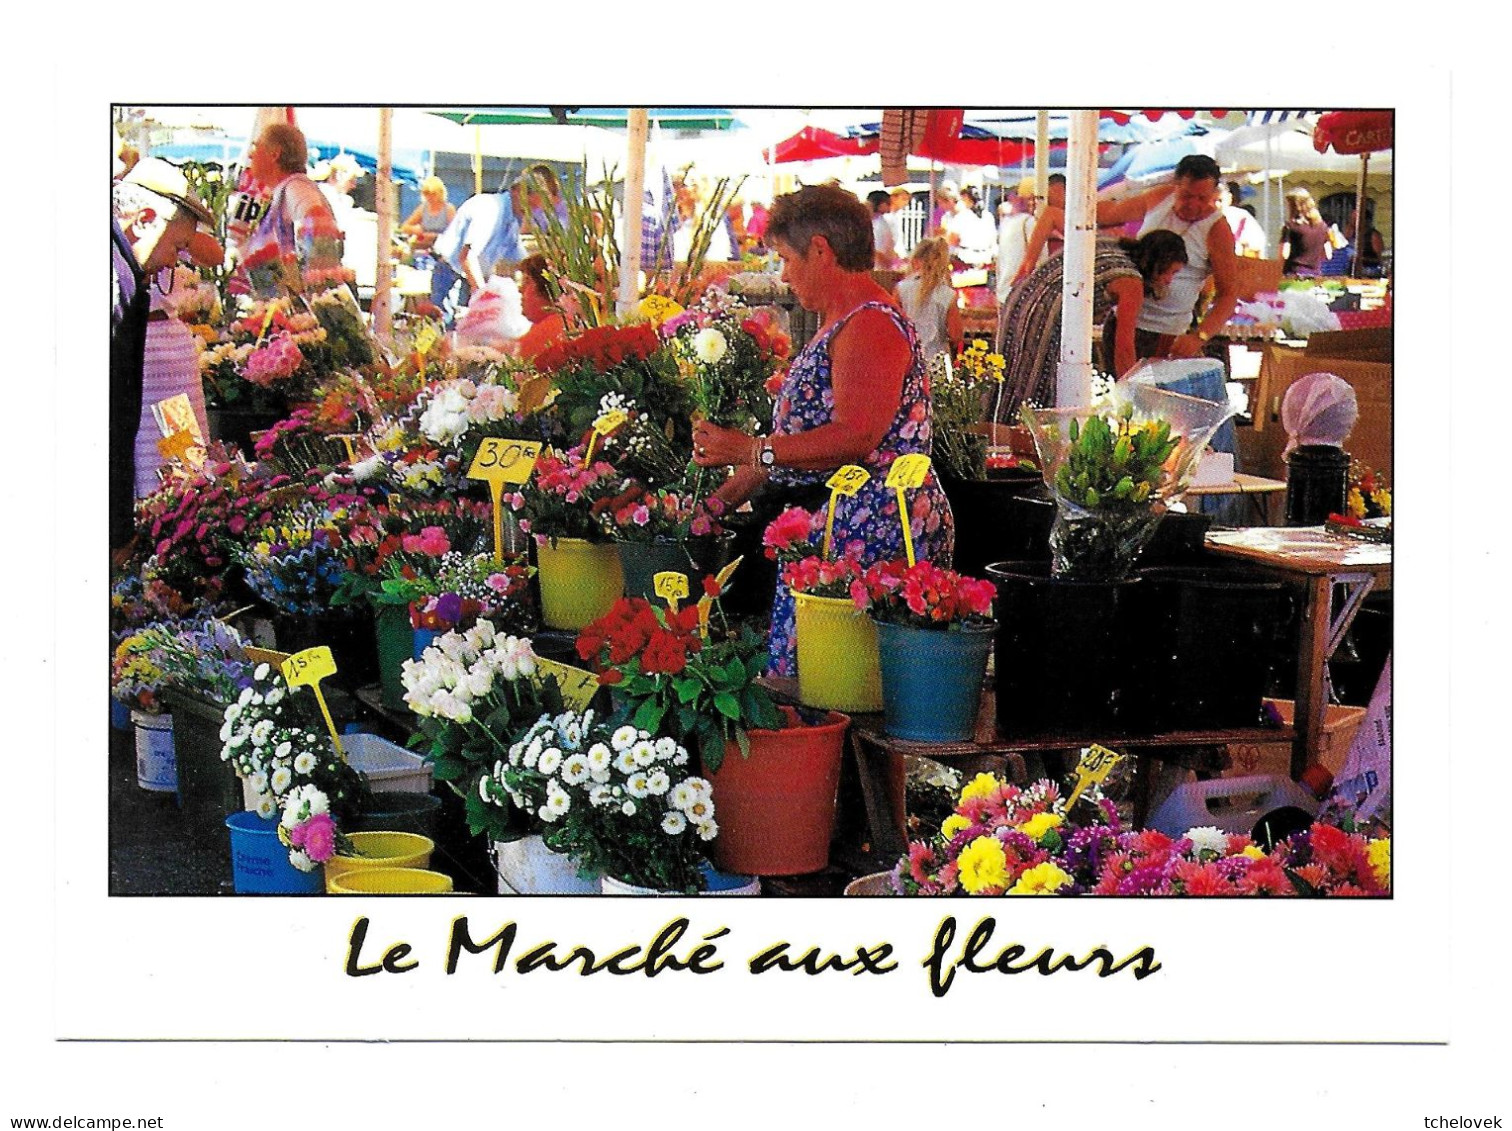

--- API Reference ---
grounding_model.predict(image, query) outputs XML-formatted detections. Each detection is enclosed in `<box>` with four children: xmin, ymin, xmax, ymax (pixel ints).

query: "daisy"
<box><xmin>653</xmin><ymin>737</ymin><xmax>679</xmax><ymax>761</ymax></box>
<box><xmin>561</xmin><ymin>753</ymin><xmax>591</xmax><ymax>786</ymax></box>
<box><xmin>270</xmin><ymin>767</ymin><xmax>293</xmax><ymax>795</ymax></box>
<box><xmin>670</xmin><ymin>782</ymin><xmax>698</xmax><ymax>812</ymax></box>
<box><xmin>614</xmin><ymin>748</ymin><xmax>640</xmax><ymax>776</ymax></box>
<box><xmin>621</xmin><ymin>800</ymin><xmax>638</xmax><ymax>817</ymax></box>
<box><xmin>537</xmin><ymin>747</ymin><xmax>563</xmax><ymax>776</ymax></box>
<box><xmin>631</xmin><ymin>740</ymin><xmax>658</xmax><ymax>768</ymax></box>
<box><xmin>626</xmin><ymin>773</ymin><xmax>652</xmax><ymax>799</ymax></box>
<box><xmin>696</xmin><ymin>820</ymin><xmax>719</xmax><ymax>841</ymax></box>
<box><xmin>294</xmin><ymin>751</ymin><xmax>317</xmax><ymax>775</ymax></box>
<box><xmin>645</xmin><ymin>769</ymin><xmax>671</xmax><ymax>795</ymax></box>
<box><xmin>661</xmin><ymin>811</ymin><xmax>687</xmax><ymax>835</ymax></box>
<box><xmin>611</xmin><ymin>725</ymin><xmax>639</xmax><ymax>753</ymax></box>
<box><xmin>587</xmin><ymin>742</ymin><xmax>612</xmax><ymax>772</ymax></box>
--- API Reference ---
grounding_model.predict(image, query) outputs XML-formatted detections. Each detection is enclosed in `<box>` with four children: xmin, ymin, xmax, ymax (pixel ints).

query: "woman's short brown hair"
<box><xmin>766</xmin><ymin>184</ymin><xmax>874</xmax><ymax>272</ymax></box>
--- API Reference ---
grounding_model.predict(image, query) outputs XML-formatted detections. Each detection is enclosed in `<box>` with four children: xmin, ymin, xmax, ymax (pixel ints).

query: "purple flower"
<box><xmin>435</xmin><ymin>592</ymin><xmax>464</xmax><ymax>627</ymax></box>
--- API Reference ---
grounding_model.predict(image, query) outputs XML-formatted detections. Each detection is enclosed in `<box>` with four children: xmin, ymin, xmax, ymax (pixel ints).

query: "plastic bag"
<box><xmin>455</xmin><ymin>276</ymin><xmax>531</xmax><ymax>349</ymax></box>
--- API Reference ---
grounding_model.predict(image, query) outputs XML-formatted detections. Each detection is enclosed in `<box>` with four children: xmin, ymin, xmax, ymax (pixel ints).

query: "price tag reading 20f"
<box><xmin>1063</xmin><ymin>744</ymin><xmax>1124</xmax><ymax>813</ymax></box>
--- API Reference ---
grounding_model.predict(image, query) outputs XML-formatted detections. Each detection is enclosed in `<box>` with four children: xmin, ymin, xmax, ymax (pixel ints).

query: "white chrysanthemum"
<box><xmin>589</xmin><ymin>784</ymin><xmax>615</xmax><ymax>808</ymax></box>
<box><xmin>696</xmin><ymin>820</ymin><xmax>719</xmax><ymax>842</ymax></box>
<box><xmin>270</xmin><ymin>767</ymin><xmax>293</xmax><ymax>795</ymax></box>
<box><xmin>253</xmin><ymin>663</ymin><xmax>270</xmax><ymax>681</ymax></box>
<box><xmin>626</xmin><ymin>773</ymin><xmax>651</xmax><ymax>799</ymax></box>
<box><xmin>685</xmin><ymin>797</ymin><xmax>713</xmax><ymax>825</ymax></box>
<box><xmin>611</xmin><ymin>725</ymin><xmax>639</xmax><ymax>753</ymax></box>
<box><xmin>544</xmin><ymin>784</ymin><xmax>571</xmax><ymax>820</ymax></box>
<box><xmin>224</xmin><ymin>702</ymin><xmax>243</xmax><ymax>724</ymax></box>
<box><xmin>251</xmin><ymin>720</ymin><xmax>274</xmax><ymax>746</ymax></box>
<box><xmin>614</xmin><ymin>748</ymin><xmax>639</xmax><ymax>775</ymax></box>
<box><xmin>255</xmin><ymin>793</ymin><xmax>278</xmax><ymax>820</ymax></box>
<box><xmin>248</xmin><ymin>771</ymin><xmax>269</xmax><ymax>795</ymax></box>
<box><xmin>693</xmin><ymin>327</ymin><xmax>728</xmax><ymax>365</ymax></box>
<box><xmin>645</xmin><ymin>769</ymin><xmax>671</xmax><ymax>795</ymax></box>
<box><xmin>288</xmin><ymin>848</ymin><xmax>316</xmax><ymax>873</ymax></box>
<box><xmin>670</xmin><ymin>782</ymin><xmax>698</xmax><ymax>812</ymax></box>
<box><xmin>294</xmin><ymin>751</ymin><xmax>317</xmax><ymax>775</ymax></box>
<box><xmin>621</xmin><ymin>800</ymin><xmax>638</xmax><ymax>817</ymax></box>
<box><xmin>631</xmin><ymin>739</ymin><xmax>658</xmax><ymax>768</ymax></box>
<box><xmin>661</xmin><ymin>810</ymin><xmax>687</xmax><ymax>836</ymax></box>
<box><xmin>264</xmin><ymin>686</ymin><xmax>284</xmax><ymax>706</ymax></box>
<box><xmin>537</xmin><ymin>747</ymin><xmax>563</xmax><ymax>776</ymax></box>
<box><xmin>1186</xmin><ymin>826</ymin><xmax>1229</xmax><ymax>857</ymax></box>
<box><xmin>587</xmin><ymin>742</ymin><xmax>612</xmax><ymax>771</ymax></box>
<box><xmin>274</xmin><ymin>740</ymin><xmax>292</xmax><ymax>760</ymax></box>
<box><xmin>687</xmin><ymin>776</ymin><xmax>713</xmax><ymax>799</ymax></box>
<box><xmin>219</xmin><ymin>719</ymin><xmax>234</xmax><ymax>743</ymax></box>
<box><xmin>672</xmin><ymin>747</ymin><xmax>690</xmax><ymax>766</ymax></box>
<box><xmin>560</xmin><ymin>716</ymin><xmax>584</xmax><ymax>750</ymax></box>
<box><xmin>561</xmin><ymin>753</ymin><xmax>591</xmax><ymax>786</ymax></box>
<box><xmin>653</xmin><ymin>736</ymin><xmax>678</xmax><ymax>761</ymax></box>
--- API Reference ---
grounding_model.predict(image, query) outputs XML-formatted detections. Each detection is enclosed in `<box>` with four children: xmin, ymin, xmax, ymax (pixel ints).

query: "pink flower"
<box><xmin>298</xmin><ymin>813</ymin><xmax>337</xmax><ymax>863</ymax></box>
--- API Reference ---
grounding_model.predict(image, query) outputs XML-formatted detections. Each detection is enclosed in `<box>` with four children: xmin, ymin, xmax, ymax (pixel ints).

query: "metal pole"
<box><xmin>618</xmin><ymin>108</ymin><xmax>649</xmax><ymax>316</ymax></box>
<box><xmin>372</xmin><ymin>108</ymin><xmax>394</xmax><ymax>343</ymax></box>
<box><xmin>1056</xmin><ymin>110</ymin><xmax>1098</xmax><ymax>409</ymax></box>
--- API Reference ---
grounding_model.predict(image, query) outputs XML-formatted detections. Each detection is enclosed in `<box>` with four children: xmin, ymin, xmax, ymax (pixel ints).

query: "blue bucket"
<box><xmin>874</xmin><ymin>620</ymin><xmax>995</xmax><ymax>742</ymax></box>
<box><xmin>225</xmin><ymin>811</ymin><xmax>324</xmax><ymax>894</ymax></box>
<box><xmin>412</xmin><ymin>627</ymin><xmax>443</xmax><ymax>660</ymax></box>
<box><xmin>700</xmin><ymin>863</ymin><xmax>761</xmax><ymax>896</ymax></box>
<box><xmin>110</xmin><ymin>698</ymin><xmax>132</xmax><ymax>732</ymax></box>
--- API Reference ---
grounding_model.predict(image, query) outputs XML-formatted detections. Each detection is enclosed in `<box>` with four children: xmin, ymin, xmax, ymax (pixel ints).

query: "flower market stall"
<box><xmin>108</xmin><ymin>105</ymin><xmax>1391</xmax><ymax>901</ymax></box>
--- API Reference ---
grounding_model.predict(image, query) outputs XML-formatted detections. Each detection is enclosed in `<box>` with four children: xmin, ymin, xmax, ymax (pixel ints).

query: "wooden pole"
<box><xmin>1351</xmin><ymin>151</ymin><xmax>1370</xmax><ymax>277</ymax></box>
<box><xmin>1056</xmin><ymin>110</ymin><xmax>1099</xmax><ymax>409</ymax></box>
<box><xmin>372</xmin><ymin>108</ymin><xmax>394</xmax><ymax>343</ymax></box>
<box><xmin>618</xmin><ymin>109</ymin><xmax>649</xmax><ymax>316</ymax></box>
<box><xmin>1034</xmin><ymin>110</ymin><xmax>1050</xmax><ymax>209</ymax></box>
<box><xmin>473</xmin><ymin>124</ymin><xmax>483</xmax><ymax>197</ymax></box>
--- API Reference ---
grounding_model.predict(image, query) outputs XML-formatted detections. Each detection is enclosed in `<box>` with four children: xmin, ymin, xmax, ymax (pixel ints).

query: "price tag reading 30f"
<box><xmin>468</xmin><ymin>439</ymin><xmax>542</xmax><ymax>485</ymax></box>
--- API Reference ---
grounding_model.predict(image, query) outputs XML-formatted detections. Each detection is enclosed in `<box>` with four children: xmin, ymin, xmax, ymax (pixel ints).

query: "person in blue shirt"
<box><xmin>429</xmin><ymin>188</ymin><xmax>525</xmax><ymax>327</ymax></box>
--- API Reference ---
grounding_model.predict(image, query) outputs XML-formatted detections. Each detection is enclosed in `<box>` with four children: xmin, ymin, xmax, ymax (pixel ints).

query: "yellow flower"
<box><xmin>1240</xmin><ymin>845</ymin><xmax>1266</xmax><ymax>860</ymax></box>
<box><xmin>940</xmin><ymin>814</ymin><xmax>972</xmax><ymax>840</ymax></box>
<box><xmin>1375</xmin><ymin>489</ymin><xmax>1391</xmax><ymax>515</ymax></box>
<box><xmin>637</xmin><ymin>295</ymin><xmax>683</xmax><ymax>325</ymax></box>
<box><xmin>1347</xmin><ymin>488</ymin><xmax>1367</xmax><ymax>519</ymax></box>
<box><xmin>1007</xmin><ymin>861</ymin><xmax>1072</xmax><ymax>895</ymax></box>
<box><xmin>1018</xmin><ymin>812</ymin><xmax>1064</xmax><ymax>841</ymax></box>
<box><xmin>957</xmin><ymin>837</ymin><xmax>1010</xmax><ymax>894</ymax></box>
<box><xmin>1368</xmin><ymin>838</ymin><xmax>1391</xmax><ymax>887</ymax></box>
<box><xmin>959</xmin><ymin>772</ymin><xmax>1002</xmax><ymax>802</ymax></box>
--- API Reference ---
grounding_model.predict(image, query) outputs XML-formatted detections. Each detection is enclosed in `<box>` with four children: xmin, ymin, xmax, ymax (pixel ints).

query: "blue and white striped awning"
<box><xmin>1245</xmin><ymin>110</ymin><xmax>1325</xmax><ymax>126</ymax></box>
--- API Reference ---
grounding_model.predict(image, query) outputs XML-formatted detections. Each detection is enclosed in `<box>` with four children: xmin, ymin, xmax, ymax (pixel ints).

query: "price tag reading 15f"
<box><xmin>653</xmin><ymin>571</ymin><xmax>690</xmax><ymax>610</ymax></box>
<box><xmin>281</xmin><ymin>646</ymin><xmax>337</xmax><ymax>687</ymax></box>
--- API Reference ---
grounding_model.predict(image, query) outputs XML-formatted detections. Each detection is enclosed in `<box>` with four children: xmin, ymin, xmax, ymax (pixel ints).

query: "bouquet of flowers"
<box><xmin>506</xmin><ymin>444</ymin><xmax>624</xmax><ymax>543</ymax></box>
<box><xmin>478</xmin><ymin>708</ymin><xmax>716</xmax><ymax>893</ymax></box>
<box><xmin>399</xmin><ymin>621</ymin><xmax>558</xmax><ymax>837</ymax></box>
<box><xmin>309</xmin><ymin>286</ymin><xmax>376</xmax><ymax>370</ymax></box>
<box><xmin>661</xmin><ymin>292</ymin><xmax>786</xmax><ymax>433</ymax></box>
<box><xmin>236</xmin><ymin>502</ymin><xmax>367</xmax><ymax>617</ymax></box>
<box><xmin>329</xmin><ymin>496</ymin><xmax>494</xmax><ymax>613</ymax></box>
<box><xmin>113</xmin><ymin>618</ymin><xmax>256</xmax><ymax>714</ymax></box>
<box><xmin>415</xmin><ymin>374</ymin><xmax>551</xmax><ymax>460</ymax></box>
<box><xmin>591</xmin><ymin>480</ymin><xmax>726</xmax><ymax>545</ymax></box>
<box><xmin>199</xmin><ymin>296</ymin><xmax>328</xmax><ymax>411</ymax></box>
<box><xmin>110</xmin><ymin>569</ymin><xmax>194</xmax><ymax>640</ymax></box>
<box><xmin>407</xmin><ymin>551</ymin><xmax>536</xmax><ymax>638</ymax></box>
<box><xmin>575</xmin><ymin>574</ymin><xmax>780</xmax><ymax>771</ymax></box>
<box><xmin>219</xmin><ymin>662</ymin><xmax>365</xmax><ymax>870</ymax></box>
<box><xmin>1329</xmin><ymin>459</ymin><xmax>1392</xmax><ymax>538</ymax></box>
<box><xmin>761</xmin><ymin>505</ymin><xmax>864</xmax><ymax>599</ymax></box>
<box><xmin>893</xmin><ymin>771</ymin><xmax>1392</xmax><ymax>897</ymax></box>
<box><xmin>1020</xmin><ymin>382</ymin><xmax>1232</xmax><ymax>580</ymax></box>
<box><xmin>930</xmin><ymin>341</ymin><xmax>1014</xmax><ymax>481</ymax></box>
<box><xmin>849</xmin><ymin>559</ymin><xmax>995</xmax><ymax>630</ymax></box>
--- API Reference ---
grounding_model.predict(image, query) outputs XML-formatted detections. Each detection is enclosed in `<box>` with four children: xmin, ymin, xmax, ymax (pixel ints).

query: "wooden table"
<box><xmin>1184</xmin><ymin>474</ymin><xmax>1288</xmax><ymax>524</ymax></box>
<box><xmin>1204</xmin><ymin>527</ymin><xmax>1391</xmax><ymax>779</ymax></box>
<box><xmin>761</xmin><ymin>678</ymin><xmax>1291</xmax><ymax>866</ymax></box>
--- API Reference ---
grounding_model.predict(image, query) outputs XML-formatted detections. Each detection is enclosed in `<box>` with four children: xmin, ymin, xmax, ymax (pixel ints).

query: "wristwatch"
<box><xmin>757</xmin><ymin>437</ymin><xmax>777</xmax><ymax>467</ymax></box>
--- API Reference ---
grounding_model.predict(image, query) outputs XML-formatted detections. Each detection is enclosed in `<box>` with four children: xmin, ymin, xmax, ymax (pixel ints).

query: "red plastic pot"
<box><xmin>705</xmin><ymin>706</ymin><xmax>850</xmax><ymax>876</ymax></box>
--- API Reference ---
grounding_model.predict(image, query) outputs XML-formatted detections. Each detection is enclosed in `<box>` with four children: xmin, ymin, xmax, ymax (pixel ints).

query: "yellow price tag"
<box><xmin>535</xmin><ymin>658</ymin><xmax>601</xmax><ymax>713</ymax></box>
<box><xmin>826</xmin><ymin>465</ymin><xmax>871</xmax><ymax>497</ymax></box>
<box><xmin>414</xmin><ymin>321</ymin><xmax>440</xmax><ymax>356</ymax></box>
<box><xmin>279</xmin><ymin>647</ymin><xmax>345</xmax><ymax>762</ymax></box>
<box><xmin>156</xmin><ymin>428</ymin><xmax>204</xmax><ymax>468</ymax></box>
<box><xmin>330</xmin><ymin>434</ymin><xmax>366</xmax><ymax>463</ymax></box>
<box><xmin>884</xmin><ymin>453</ymin><xmax>932</xmax><ymax>490</ymax></box>
<box><xmin>467</xmin><ymin>438</ymin><xmax>542</xmax><ymax>485</ymax></box>
<box><xmin>584</xmin><ymin>409</ymin><xmax>629</xmax><ymax>464</ymax></box>
<box><xmin>822</xmin><ymin>466</ymin><xmax>870</xmax><ymax>559</ymax></box>
<box><xmin>1063</xmin><ymin>744</ymin><xmax>1125</xmax><ymax>813</ymax></box>
<box><xmin>653</xmin><ymin>571</ymin><xmax>690</xmax><ymax>610</ymax></box>
<box><xmin>280</xmin><ymin>646</ymin><xmax>338</xmax><ymax>688</ymax></box>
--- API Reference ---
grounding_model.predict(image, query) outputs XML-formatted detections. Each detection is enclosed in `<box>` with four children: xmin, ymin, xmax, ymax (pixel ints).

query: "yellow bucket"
<box><xmin>792</xmin><ymin>590</ymin><xmax>883</xmax><ymax>713</ymax></box>
<box><xmin>324</xmin><ymin>831</ymin><xmax>434</xmax><ymax>893</ymax></box>
<box><xmin>536</xmin><ymin>537</ymin><xmax>625</xmax><ymax>630</ymax></box>
<box><xmin>328</xmin><ymin>867</ymin><xmax>454</xmax><ymax>894</ymax></box>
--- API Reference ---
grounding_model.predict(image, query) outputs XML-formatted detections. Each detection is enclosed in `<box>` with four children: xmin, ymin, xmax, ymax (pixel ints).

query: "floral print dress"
<box><xmin>766</xmin><ymin>300</ymin><xmax>955</xmax><ymax>675</ymax></box>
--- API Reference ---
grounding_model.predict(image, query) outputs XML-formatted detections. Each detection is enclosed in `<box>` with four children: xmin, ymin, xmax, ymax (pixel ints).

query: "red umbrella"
<box><xmin>1312</xmin><ymin>110</ymin><xmax>1393</xmax><ymax>274</ymax></box>
<box><xmin>1312</xmin><ymin>110</ymin><xmax>1393</xmax><ymax>155</ymax></box>
<box><xmin>764</xmin><ymin>125</ymin><xmax>876</xmax><ymax>164</ymax></box>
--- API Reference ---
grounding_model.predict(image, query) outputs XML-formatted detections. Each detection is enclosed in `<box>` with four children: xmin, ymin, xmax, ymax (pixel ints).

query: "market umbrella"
<box><xmin>429</xmin><ymin>107</ymin><xmax>741</xmax><ymax>131</ymax></box>
<box><xmin>1312</xmin><ymin>111</ymin><xmax>1394</xmax><ymax>275</ymax></box>
<box><xmin>764</xmin><ymin>125</ymin><xmax>877</xmax><ymax>163</ymax></box>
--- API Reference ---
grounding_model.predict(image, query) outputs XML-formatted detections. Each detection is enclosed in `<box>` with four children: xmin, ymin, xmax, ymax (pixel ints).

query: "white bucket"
<box><xmin>132</xmin><ymin>710</ymin><xmax>177</xmax><ymax>793</ymax></box>
<box><xmin>492</xmin><ymin>835</ymin><xmax>601</xmax><ymax>894</ymax></box>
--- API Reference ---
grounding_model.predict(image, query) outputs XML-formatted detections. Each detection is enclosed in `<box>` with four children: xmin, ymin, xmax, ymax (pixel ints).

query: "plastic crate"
<box><xmin>343</xmin><ymin>732</ymin><xmax>434</xmax><ymax>794</ymax></box>
<box><xmin>1146</xmin><ymin>775</ymin><xmax>1318</xmax><ymax>838</ymax></box>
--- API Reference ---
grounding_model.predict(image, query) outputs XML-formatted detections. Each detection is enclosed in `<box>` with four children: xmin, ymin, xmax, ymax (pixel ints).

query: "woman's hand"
<box><xmin>692</xmin><ymin>421</ymin><xmax>759</xmax><ymax>468</ymax></box>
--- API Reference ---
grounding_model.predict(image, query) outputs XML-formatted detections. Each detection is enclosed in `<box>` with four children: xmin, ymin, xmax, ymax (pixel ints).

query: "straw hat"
<box><xmin>121</xmin><ymin>157</ymin><xmax>214</xmax><ymax>226</ymax></box>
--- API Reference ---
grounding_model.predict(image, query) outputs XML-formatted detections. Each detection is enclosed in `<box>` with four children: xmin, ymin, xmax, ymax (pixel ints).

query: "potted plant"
<box><xmin>762</xmin><ymin>505</ymin><xmax>877</xmax><ymax>712</ymax></box>
<box><xmin>850</xmin><ymin>559</ymin><xmax>998</xmax><ymax>742</ymax></box>
<box><xmin>506</xmin><ymin>444</ymin><xmax>626</xmax><ymax>630</ymax></box>
<box><xmin>575</xmin><ymin>574</ymin><xmax>847</xmax><ymax>877</ymax></box>
<box><xmin>111</xmin><ymin>627</ymin><xmax>181</xmax><ymax>794</ymax></box>
<box><xmin>594</xmin><ymin>480</ymin><xmax>730</xmax><ymax>601</ymax></box>
<box><xmin>479</xmin><ymin>707</ymin><xmax>717</xmax><ymax>894</ymax></box>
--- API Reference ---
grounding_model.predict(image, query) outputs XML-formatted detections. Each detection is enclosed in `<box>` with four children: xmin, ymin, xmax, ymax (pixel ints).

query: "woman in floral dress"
<box><xmin>693</xmin><ymin>184</ymin><xmax>954</xmax><ymax>675</ymax></box>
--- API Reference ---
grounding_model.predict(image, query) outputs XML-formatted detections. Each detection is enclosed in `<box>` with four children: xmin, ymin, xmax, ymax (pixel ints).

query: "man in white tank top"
<box><xmin>1131</xmin><ymin>154</ymin><xmax>1239</xmax><ymax>359</ymax></box>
